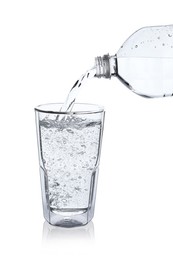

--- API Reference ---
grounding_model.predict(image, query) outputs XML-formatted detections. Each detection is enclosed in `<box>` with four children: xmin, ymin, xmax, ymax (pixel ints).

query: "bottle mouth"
<box><xmin>95</xmin><ymin>54</ymin><xmax>111</xmax><ymax>78</ymax></box>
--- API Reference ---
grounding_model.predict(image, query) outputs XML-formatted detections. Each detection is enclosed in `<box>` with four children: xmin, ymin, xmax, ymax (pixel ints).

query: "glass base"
<box><xmin>44</xmin><ymin>207</ymin><xmax>94</xmax><ymax>228</ymax></box>
<box><xmin>40</xmin><ymin>167</ymin><xmax>99</xmax><ymax>228</ymax></box>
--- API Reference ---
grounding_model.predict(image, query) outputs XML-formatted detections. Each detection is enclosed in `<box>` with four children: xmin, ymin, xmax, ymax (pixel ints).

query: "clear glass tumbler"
<box><xmin>35</xmin><ymin>103</ymin><xmax>105</xmax><ymax>227</ymax></box>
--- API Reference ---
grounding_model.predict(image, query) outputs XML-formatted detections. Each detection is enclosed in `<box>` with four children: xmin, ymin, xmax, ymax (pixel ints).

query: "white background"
<box><xmin>1</xmin><ymin>0</ymin><xmax>173</xmax><ymax>259</ymax></box>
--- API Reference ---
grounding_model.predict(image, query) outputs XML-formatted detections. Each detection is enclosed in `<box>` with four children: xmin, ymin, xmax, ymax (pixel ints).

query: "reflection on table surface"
<box><xmin>42</xmin><ymin>220</ymin><xmax>95</xmax><ymax>245</ymax></box>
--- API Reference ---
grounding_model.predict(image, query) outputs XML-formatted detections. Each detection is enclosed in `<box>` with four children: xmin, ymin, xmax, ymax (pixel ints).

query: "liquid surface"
<box><xmin>40</xmin><ymin>116</ymin><xmax>101</xmax><ymax>210</ymax></box>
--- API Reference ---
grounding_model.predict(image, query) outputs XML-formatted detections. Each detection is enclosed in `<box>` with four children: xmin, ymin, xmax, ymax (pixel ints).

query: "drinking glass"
<box><xmin>35</xmin><ymin>103</ymin><xmax>105</xmax><ymax>227</ymax></box>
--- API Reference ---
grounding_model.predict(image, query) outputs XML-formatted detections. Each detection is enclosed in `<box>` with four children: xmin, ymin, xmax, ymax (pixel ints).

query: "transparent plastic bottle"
<box><xmin>95</xmin><ymin>25</ymin><xmax>173</xmax><ymax>98</ymax></box>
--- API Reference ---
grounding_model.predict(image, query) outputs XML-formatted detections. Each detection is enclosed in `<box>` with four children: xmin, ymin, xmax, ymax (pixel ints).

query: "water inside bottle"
<box><xmin>117</xmin><ymin>57</ymin><xmax>173</xmax><ymax>97</ymax></box>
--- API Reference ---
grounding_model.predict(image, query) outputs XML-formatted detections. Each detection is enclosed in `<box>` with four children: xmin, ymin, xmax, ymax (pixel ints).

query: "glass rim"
<box><xmin>35</xmin><ymin>103</ymin><xmax>104</xmax><ymax>115</ymax></box>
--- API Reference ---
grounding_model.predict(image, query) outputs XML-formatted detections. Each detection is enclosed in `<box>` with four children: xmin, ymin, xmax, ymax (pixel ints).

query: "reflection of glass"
<box><xmin>42</xmin><ymin>221</ymin><xmax>95</xmax><ymax>245</ymax></box>
<box><xmin>35</xmin><ymin>103</ymin><xmax>105</xmax><ymax>227</ymax></box>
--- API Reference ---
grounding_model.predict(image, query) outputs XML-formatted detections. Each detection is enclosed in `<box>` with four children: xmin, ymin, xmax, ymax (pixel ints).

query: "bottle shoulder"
<box><xmin>117</xmin><ymin>25</ymin><xmax>173</xmax><ymax>58</ymax></box>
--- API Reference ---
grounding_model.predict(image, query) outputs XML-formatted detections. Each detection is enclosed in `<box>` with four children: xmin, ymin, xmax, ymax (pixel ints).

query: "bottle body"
<box><xmin>116</xmin><ymin>55</ymin><xmax>173</xmax><ymax>98</ymax></box>
<box><xmin>95</xmin><ymin>25</ymin><xmax>173</xmax><ymax>98</ymax></box>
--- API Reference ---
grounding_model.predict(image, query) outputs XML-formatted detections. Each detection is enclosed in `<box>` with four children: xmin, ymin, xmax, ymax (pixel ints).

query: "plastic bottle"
<box><xmin>95</xmin><ymin>25</ymin><xmax>173</xmax><ymax>98</ymax></box>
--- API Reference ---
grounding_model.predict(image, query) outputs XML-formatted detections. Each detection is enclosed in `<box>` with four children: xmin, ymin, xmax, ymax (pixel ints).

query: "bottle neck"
<box><xmin>95</xmin><ymin>54</ymin><xmax>117</xmax><ymax>79</ymax></box>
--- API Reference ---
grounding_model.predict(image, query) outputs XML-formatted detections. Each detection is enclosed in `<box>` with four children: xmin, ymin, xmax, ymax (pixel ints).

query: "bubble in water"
<box><xmin>168</xmin><ymin>34</ymin><xmax>172</xmax><ymax>37</ymax></box>
<box><xmin>135</xmin><ymin>45</ymin><xmax>138</xmax><ymax>48</ymax></box>
<box><xmin>77</xmin><ymin>151</ymin><xmax>85</xmax><ymax>155</ymax></box>
<box><xmin>66</xmin><ymin>129</ymin><xmax>74</xmax><ymax>134</ymax></box>
<box><xmin>75</xmin><ymin>187</ymin><xmax>81</xmax><ymax>192</ymax></box>
<box><xmin>66</xmin><ymin>193</ymin><xmax>72</xmax><ymax>199</ymax></box>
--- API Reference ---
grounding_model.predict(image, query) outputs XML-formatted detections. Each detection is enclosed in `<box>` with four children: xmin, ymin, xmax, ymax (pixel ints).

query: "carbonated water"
<box><xmin>40</xmin><ymin>116</ymin><xmax>101</xmax><ymax>213</ymax></box>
